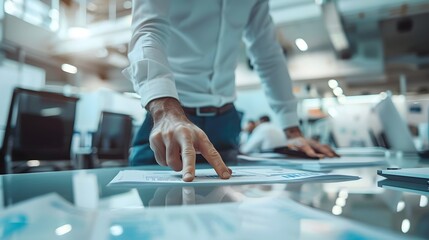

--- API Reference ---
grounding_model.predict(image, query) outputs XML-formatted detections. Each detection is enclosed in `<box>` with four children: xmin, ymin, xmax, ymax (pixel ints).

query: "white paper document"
<box><xmin>238</xmin><ymin>154</ymin><xmax>387</xmax><ymax>171</ymax></box>
<box><xmin>108</xmin><ymin>166</ymin><xmax>359</xmax><ymax>186</ymax></box>
<box><xmin>0</xmin><ymin>194</ymin><xmax>95</xmax><ymax>240</ymax></box>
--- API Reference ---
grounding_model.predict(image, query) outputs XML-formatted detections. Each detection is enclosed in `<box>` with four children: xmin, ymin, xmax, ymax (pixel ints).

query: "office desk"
<box><xmin>1</xmin><ymin>157</ymin><xmax>428</xmax><ymax>240</ymax></box>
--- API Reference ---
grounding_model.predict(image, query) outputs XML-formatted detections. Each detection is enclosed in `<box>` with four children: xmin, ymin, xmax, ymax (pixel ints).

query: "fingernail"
<box><xmin>183</xmin><ymin>173</ymin><xmax>193</xmax><ymax>181</ymax></box>
<box><xmin>222</xmin><ymin>171</ymin><xmax>231</xmax><ymax>179</ymax></box>
<box><xmin>228</xmin><ymin>168</ymin><xmax>233</xmax><ymax>174</ymax></box>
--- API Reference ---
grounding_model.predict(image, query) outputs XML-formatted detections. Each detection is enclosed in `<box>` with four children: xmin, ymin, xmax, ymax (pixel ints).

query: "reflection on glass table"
<box><xmin>1</xmin><ymin>157</ymin><xmax>429</xmax><ymax>239</ymax></box>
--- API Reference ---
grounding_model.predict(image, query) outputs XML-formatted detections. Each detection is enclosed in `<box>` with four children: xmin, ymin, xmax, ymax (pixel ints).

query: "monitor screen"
<box><xmin>94</xmin><ymin>112</ymin><xmax>133</xmax><ymax>160</ymax></box>
<box><xmin>2</xmin><ymin>88</ymin><xmax>79</xmax><ymax>161</ymax></box>
<box><xmin>373</xmin><ymin>95</ymin><xmax>417</xmax><ymax>153</ymax></box>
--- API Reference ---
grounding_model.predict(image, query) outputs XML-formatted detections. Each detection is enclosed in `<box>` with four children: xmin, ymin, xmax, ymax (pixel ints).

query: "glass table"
<box><xmin>1</xmin><ymin>155</ymin><xmax>428</xmax><ymax>240</ymax></box>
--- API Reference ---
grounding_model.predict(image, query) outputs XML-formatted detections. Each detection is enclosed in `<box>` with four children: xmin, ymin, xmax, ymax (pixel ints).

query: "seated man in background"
<box><xmin>239</xmin><ymin>120</ymin><xmax>257</xmax><ymax>145</ymax></box>
<box><xmin>240</xmin><ymin>115</ymin><xmax>286</xmax><ymax>154</ymax></box>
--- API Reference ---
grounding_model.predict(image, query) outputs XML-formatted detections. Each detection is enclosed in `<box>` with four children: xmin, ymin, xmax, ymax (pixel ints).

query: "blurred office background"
<box><xmin>0</xmin><ymin>0</ymin><xmax>428</xmax><ymax>173</ymax></box>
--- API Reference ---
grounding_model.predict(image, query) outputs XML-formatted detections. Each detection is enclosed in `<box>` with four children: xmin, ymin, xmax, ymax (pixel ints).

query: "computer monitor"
<box><xmin>93</xmin><ymin>111</ymin><xmax>133</xmax><ymax>160</ymax></box>
<box><xmin>1</xmin><ymin>88</ymin><xmax>79</xmax><ymax>173</ymax></box>
<box><xmin>373</xmin><ymin>94</ymin><xmax>417</xmax><ymax>153</ymax></box>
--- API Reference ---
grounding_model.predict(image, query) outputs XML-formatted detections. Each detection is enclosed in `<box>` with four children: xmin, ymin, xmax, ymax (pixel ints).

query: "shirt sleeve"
<box><xmin>242</xmin><ymin>0</ymin><xmax>299</xmax><ymax>129</ymax></box>
<box><xmin>122</xmin><ymin>0</ymin><xmax>179</xmax><ymax>107</ymax></box>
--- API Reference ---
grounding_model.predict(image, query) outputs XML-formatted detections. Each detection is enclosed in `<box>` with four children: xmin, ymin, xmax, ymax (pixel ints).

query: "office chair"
<box><xmin>0</xmin><ymin>88</ymin><xmax>79</xmax><ymax>174</ymax></box>
<box><xmin>92</xmin><ymin>111</ymin><xmax>133</xmax><ymax>167</ymax></box>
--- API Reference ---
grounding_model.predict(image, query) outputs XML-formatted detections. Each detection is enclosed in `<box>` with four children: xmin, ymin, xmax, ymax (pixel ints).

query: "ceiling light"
<box><xmin>401</xmin><ymin>219</ymin><xmax>410</xmax><ymax>233</ymax></box>
<box><xmin>333</xmin><ymin>87</ymin><xmax>343</xmax><ymax>96</ymax></box>
<box><xmin>332</xmin><ymin>205</ymin><xmax>342</xmax><ymax>215</ymax></box>
<box><xmin>338</xmin><ymin>190</ymin><xmax>348</xmax><ymax>199</ymax></box>
<box><xmin>67</xmin><ymin>27</ymin><xmax>90</xmax><ymax>39</ymax></box>
<box><xmin>396</xmin><ymin>201</ymin><xmax>405</xmax><ymax>212</ymax></box>
<box><xmin>123</xmin><ymin>1</ymin><xmax>132</xmax><ymax>9</ymax></box>
<box><xmin>55</xmin><ymin>224</ymin><xmax>72</xmax><ymax>236</ymax></box>
<box><xmin>335</xmin><ymin>197</ymin><xmax>346</xmax><ymax>207</ymax></box>
<box><xmin>295</xmin><ymin>38</ymin><xmax>308</xmax><ymax>52</ymax></box>
<box><xmin>328</xmin><ymin>79</ymin><xmax>338</xmax><ymax>89</ymax></box>
<box><xmin>61</xmin><ymin>64</ymin><xmax>78</xmax><ymax>74</ymax></box>
<box><xmin>110</xmin><ymin>225</ymin><xmax>124</xmax><ymax>236</ymax></box>
<box><xmin>420</xmin><ymin>196</ymin><xmax>428</xmax><ymax>207</ymax></box>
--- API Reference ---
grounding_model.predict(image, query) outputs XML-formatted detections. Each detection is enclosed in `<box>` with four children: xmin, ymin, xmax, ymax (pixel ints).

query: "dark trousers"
<box><xmin>129</xmin><ymin>107</ymin><xmax>242</xmax><ymax>166</ymax></box>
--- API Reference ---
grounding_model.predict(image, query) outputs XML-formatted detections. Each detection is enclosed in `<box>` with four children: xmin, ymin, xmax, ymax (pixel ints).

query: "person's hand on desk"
<box><xmin>147</xmin><ymin>97</ymin><xmax>232</xmax><ymax>182</ymax></box>
<box><xmin>285</xmin><ymin>126</ymin><xmax>339</xmax><ymax>158</ymax></box>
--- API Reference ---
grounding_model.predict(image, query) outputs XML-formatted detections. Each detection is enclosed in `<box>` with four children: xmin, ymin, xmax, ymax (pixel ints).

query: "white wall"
<box><xmin>74</xmin><ymin>88</ymin><xmax>145</xmax><ymax>134</ymax></box>
<box><xmin>235</xmin><ymin>88</ymin><xmax>279</xmax><ymax>127</ymax></box>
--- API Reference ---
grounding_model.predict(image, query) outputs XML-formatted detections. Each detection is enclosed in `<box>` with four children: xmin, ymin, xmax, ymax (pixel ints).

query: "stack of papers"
<box><xmin>238</xmin><ymin>154</ymin><xmax>387</xmax><ymax>171</ymax></box>
<box><xmin>334</xmin><ymin>147</ymin><xmax>388</xmax><ymax>157</ymax></box>
<box><xmin>108</xmin><ymin>166</ymin><xmax>359</xmax><ymax>187</ymax></box>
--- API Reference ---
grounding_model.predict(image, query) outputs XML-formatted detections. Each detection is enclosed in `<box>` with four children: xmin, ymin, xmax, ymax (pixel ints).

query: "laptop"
<box><xmin>377</xmin><ymin>179</ymin><xmax>429</xmax><ymax>195</ymax></box>
<box><xmin>373</xmin><ymin>94</ymin><xmax>417</xmax><ymax>153</ymax></box>
<box><xmin>373</xmin><ymin>94</ymin><xmax>429</xmax><ymax>159</ymax></box>
<box><xmin>377</xmin><ymin>168</ymin><xmax>429</xmax><ymax>185</ymax></box>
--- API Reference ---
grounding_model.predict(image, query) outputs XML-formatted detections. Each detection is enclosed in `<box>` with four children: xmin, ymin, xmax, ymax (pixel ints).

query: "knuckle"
<box><xmin>207</xmin><ymin>148</ymin><xmax>220</xmax><ymax>159</ymax></box>
<box><xmin>199</xmin><ymin>135</ymin><xmax>212</xmax><ymax>146</ymax></box>
<box><xmin>181</xmin><ymin>147</ymin><xmax>195</xmax><ymax>156</ymax></box>
<box><xmin>161</xmin><ymin>131</ymin><xmax>174</xmax><ymax>140</ymax></box>
<box><xmin>149</xmin><ymin>132</ymin><xmax>162</xmax><ymax>143</ymax></box>
<box><xmin>176</xmin><ymin>125</ymin><xmax>193</xmax><ymax>136</ymax></box>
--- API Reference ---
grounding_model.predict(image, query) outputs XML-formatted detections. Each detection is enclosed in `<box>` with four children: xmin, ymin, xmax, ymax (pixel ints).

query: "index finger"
<box><xmin>178</xmin><ymin>136</ymin><xmax>196</xmax><ymax>182</ymax></box>
<box><xmin>198</xmin><ymin>138</ymin><xmax>231</xmax><ymax>179</ymax></box>
<box><xmin>308</xmin><ymin>140</ymin><xmax>340</xmax><ymax>158</ymax></box>
<box><xmin>297</xmin><ymin>144</ymin><xmax>324</xmax><ymax>159</ymax></box>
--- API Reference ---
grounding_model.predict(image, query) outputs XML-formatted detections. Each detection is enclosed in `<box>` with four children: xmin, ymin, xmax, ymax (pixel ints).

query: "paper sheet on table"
<box><xmin>0</xmin><ymin>194</ymin><xmax>95</xmax><ymax>240</ymax></box>
<box><xmin>238</xmin><ymin>154</ymin><xmax>388</xmax><ymax>171</ymax></box>
<box><xmin>108</xmin><ymin>166</ymin><xmax>359</xmax><ymax>187</ymax></box>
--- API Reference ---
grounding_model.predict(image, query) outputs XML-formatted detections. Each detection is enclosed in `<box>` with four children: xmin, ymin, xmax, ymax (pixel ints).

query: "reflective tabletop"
<box><xmin>1</xmin><ymin>156</ymin><xmax>428</xmax><ymax>240</ymax></box>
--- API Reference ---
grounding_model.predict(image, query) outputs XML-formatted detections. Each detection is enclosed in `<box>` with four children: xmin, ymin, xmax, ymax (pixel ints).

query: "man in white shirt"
<box><xmin>240</xmin><ymin>116</ymin><xmax>286</xmax><ymax>154</ymax></box>
<box><xmin>124</xmin><ymin>0</ymin><xmax>337</xmax><ymax>182</ymax></box>
<box><xmin>239</xmin><ymin>120</ymin><xmax>257</xmax><ymax>145</ymax></box>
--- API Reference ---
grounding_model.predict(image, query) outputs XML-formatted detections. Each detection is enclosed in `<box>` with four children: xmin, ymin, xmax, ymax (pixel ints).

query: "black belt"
<box><xmin>182</xmin><ymin>103</ymin><xmax>234</xmax><ymax>117</ymax></box>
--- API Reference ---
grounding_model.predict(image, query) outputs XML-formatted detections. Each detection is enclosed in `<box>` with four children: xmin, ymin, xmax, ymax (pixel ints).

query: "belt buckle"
<box><xmin>196</xmin><ymin>107</ymin><xmax>217</xmax><ymax>117</ymax></box>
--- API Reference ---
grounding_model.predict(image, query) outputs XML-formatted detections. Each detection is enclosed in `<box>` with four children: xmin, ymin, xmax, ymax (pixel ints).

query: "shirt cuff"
<box><xmin>122</xmin><ymin>63</ymin><xmax>179</xmax><ymax>107</ymax></box>
<box><xmin>136</xmin><ymin>77</ymin><xmax>180</xmax><ymax>107</ymax></box>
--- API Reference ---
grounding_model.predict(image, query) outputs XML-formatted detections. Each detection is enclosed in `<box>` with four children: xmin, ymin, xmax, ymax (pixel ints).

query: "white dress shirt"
<box><xmin>123</xmin><ymin>0</ymin><xmax>299</xmax><ymax>129</ymax></box>
<box><xmin>240</xmin><ymin>122</ymin><xmax>287</xmax><ymax>154</ymax></box>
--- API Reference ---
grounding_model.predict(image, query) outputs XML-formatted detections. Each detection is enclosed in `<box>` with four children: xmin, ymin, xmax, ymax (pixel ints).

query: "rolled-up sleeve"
<box><xmin>242</xmin><ymin>0</ymin><xmax>299</xmax><ymax>129</ymax></box>
<box><xmin>123</xmin><ymin>0</ymin><xmax>179</xmax><ymax>107</ymax></box>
